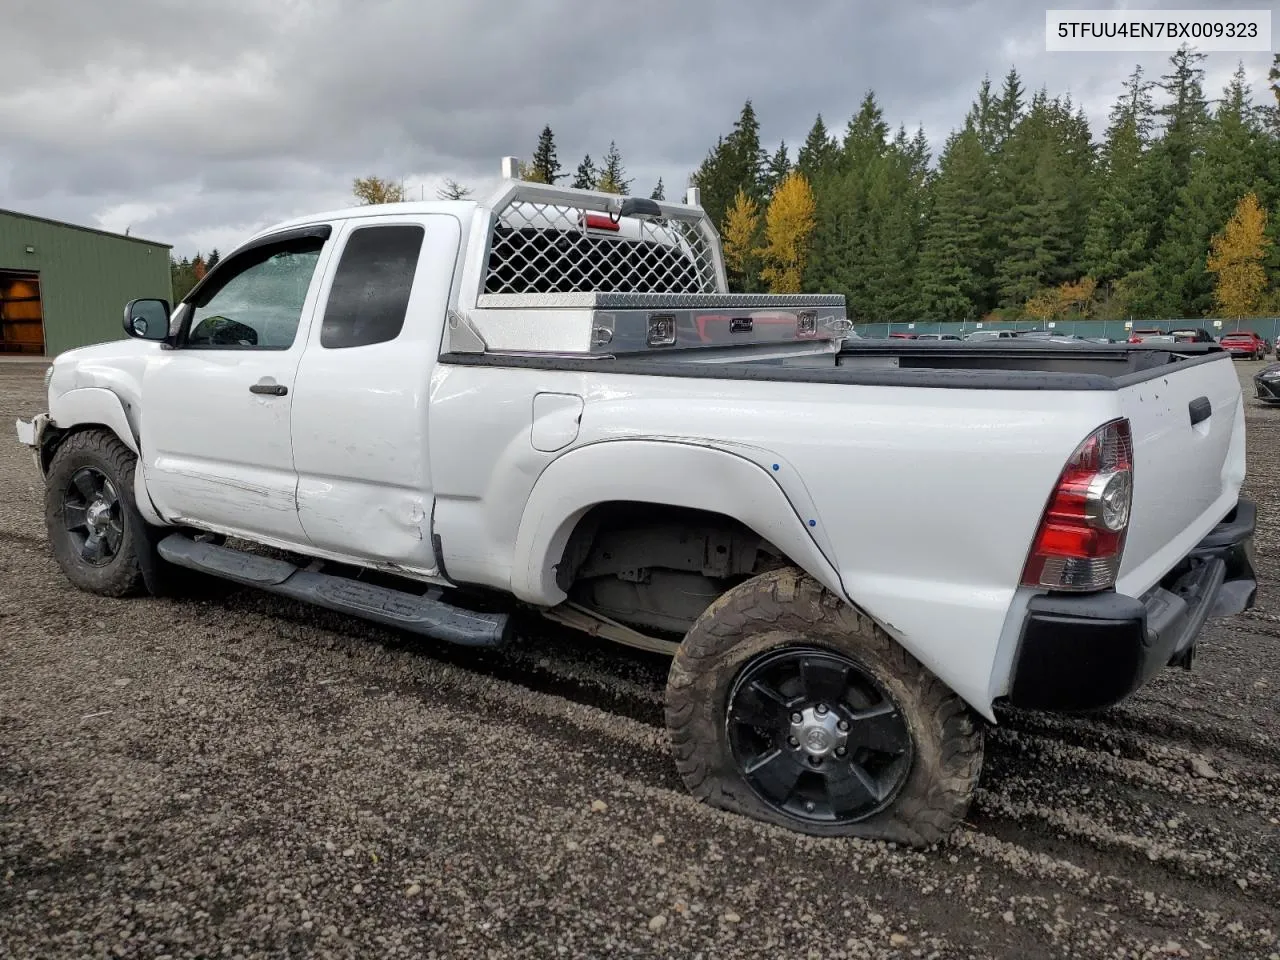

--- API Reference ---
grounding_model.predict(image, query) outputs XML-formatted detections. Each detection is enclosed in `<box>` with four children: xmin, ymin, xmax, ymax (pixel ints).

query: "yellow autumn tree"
<box><xmin>1207</xmin><ymin>192</ymin><xmax>1272</xmax><ymax>318</ymax></box>
<box><xmin>352</xmin><ymin>176</ymin><xmax>405</xmax><ymax>205</ymax></box>
<box><xmin>758</xmin><ymin>171</ymin><xmax>816</xmax><ymax>294</ymax></box>
<box><xmin>721</xmin><ymin>189</ymin><xmax>761</xmax><ymax>288</ymax></box>
<box><xmin>1024</xmin><ymin>276</ymin><xmax>1098</xmax><ymax>321</ymax></box>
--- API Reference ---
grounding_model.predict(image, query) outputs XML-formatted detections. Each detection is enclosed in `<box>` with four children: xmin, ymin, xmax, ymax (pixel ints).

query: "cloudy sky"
<box><xmin>1</xmin><ymin>0</ymin><xmax>1274</xmax><ymax>258</ymax></box>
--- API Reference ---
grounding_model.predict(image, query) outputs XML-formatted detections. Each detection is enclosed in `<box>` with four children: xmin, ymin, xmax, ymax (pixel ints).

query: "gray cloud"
<box><xmin>1</xmin><ymin>0</ymin><xmax>1273</xmax><ymax>256</ymax></box>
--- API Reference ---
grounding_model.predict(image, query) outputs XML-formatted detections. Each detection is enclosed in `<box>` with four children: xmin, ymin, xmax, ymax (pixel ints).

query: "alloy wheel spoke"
<box><xmin>844</xmin><ymin>702</ymin><xmax>910</xmax><ymax>756</ymax></box>
<box><xmin>71</xmin><ymin>470</ymin><xmax>100</xmax><ymax>502</ymax></box>
<box><xmin>98</xmin><ymin>481</ymin><xmax>119</xmax><ymax>509</ymax></box>
<box><xmin>102</xmin><ymin>522</ymin><xmax>123</xmax><ymax>555</ymax></box>
<box><xmin>63</xmin><ymin>503</ymin><xmax>88</xmax><ymax>532</ymax></box>
<box><xmin>730</xmin><ymin>680</ymin><xmax>789</xmax><ymax>729</ymax></box>
<box><xmin>822</xmin><ymin>761</ymin><xmax>882</xmax><ymax>818</ymax></box>
<box><xmin>799</xmin><ymin>657</ymin><xmax>849</xmax><ymax>705</ymax></box>
<box><xmin>743</xmin><ymin>748</ymin><xmax>803</xmax><ymax>803</ymax></box>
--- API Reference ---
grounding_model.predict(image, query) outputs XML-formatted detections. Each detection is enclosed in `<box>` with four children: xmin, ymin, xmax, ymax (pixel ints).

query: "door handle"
<box><xmin>249</xmin><ymin>380</ymin><xmax>288</xmax><ymax>396</ymax></box>
<box><xmin>1188</xmin><ymin>396</ymin><xmax>1211</xmax><ymax>426</ymax></box>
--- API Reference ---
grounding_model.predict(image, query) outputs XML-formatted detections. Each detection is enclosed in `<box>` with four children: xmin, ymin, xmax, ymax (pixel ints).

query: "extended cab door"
<box><xmin>290</xmin><ymin>213</ymin><xmax>463</xmax><ymax>577</ymax></box>
<box><xmin>139</xmin><ymin>225</ymin><xmax>334</xmax><ymax>545</ymax></box>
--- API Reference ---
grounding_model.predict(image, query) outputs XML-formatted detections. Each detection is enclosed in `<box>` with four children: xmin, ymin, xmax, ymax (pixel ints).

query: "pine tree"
<box><xmin>529</xmin><ymin>125</ymin><xmax>563</xmax><ymax>184</ymax></box>
<box><xmin>1085</xmin><ymin>66</ymin><xmax>1159</xmax><ymax>286</ymax></box>
<box><xmin>572</xmin><ymin>154</ymin><xmax>597</xmax><ymax>190</ymax></box>
<box><xmin>917</xmin><ymin>126</ymin><xmax>987</xmax><ymax>319</ymax></box>
<box><xmin>691</xmin><ymin>101</ymin><xmax>767</xmax><ymax>229</ymax></box>
<box><xmin>722</xmin><ymin>189</ymin><xmax>762</xmax><ymax>292</ymax></box>
<box><xmin>1207</xmin><ymin>192</ymin><xmax>1271</xmax><ymax>317</ymax></box>
<box><xmin>797</xmin><ymin>114</ymin><xmax>839</xmax><ymax>180</ymax></box>
<box><xmin>995</xmin><ymin>68</ymin><xmax>1026</xmax><ymax>146</ymax></box>
<box><xmin>206</xmin><ymin>248</ymin><xmax>221</xmax><ymax>270</ymax></box>
<box><xmin>1153</xmin><ymin>61</ymin><xmax>1266</xmax><ymax>315</ymax></box>
<box><xmin>596</xmin><ymin>141</ymin><xmax>631</xmax><ymax>194</ymax></box>
<box><xmin>758</xmin><ymin>172</ymin><xmax>816</xmax><ymax>293</ymax></box>
<box><xmin>842</xmin><ymin>91</ymin><xmax>890</xmax><ymax>171</ymax></box>
<box><xmin>650</xmin><ymin>177</ymin><xmax>665</xmax><ymax>201</ymax></box>
<box><xmin>763</xmin><ymin>142</ymin><xmax>790</xmax><ymax>196</ymax></box>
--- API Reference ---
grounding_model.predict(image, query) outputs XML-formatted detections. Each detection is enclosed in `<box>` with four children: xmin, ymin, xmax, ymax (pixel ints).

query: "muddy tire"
<box><xmin>44</xmin><ymin>430</ymin><xmax>150</xmax><ymax>598</ymax></box>
<box><xmin>665</xmin><ymin>567</ymin><xmax>983</xmax><ymax>846</ymax></box>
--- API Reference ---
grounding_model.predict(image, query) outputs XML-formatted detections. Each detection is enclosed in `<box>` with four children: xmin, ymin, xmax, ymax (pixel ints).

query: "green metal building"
<box><xmin>0</xmin><ymin>208</ymin><xmax>172</xmax><ymax>358</ymax></box>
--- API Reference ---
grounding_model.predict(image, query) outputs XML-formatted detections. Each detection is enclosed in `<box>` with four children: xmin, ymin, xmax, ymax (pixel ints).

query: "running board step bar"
<box><xmin>156</xmin><ymin>534</ymin><xmax>510</xmax><ymax>647</ymax></box>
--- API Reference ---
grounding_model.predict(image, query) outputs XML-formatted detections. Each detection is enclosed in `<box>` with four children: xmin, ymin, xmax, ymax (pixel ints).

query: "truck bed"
<box><xmin>440</xmin><ymin>339</ymin><xmax>1226</xmax><ymax>391</ymax></box>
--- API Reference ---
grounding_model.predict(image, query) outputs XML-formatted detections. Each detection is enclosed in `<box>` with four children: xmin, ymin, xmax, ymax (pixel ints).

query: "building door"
<box><xmin>0</xmin><ymin>271</ymin><xmax>45</xmax><ymax>355</ymax></box>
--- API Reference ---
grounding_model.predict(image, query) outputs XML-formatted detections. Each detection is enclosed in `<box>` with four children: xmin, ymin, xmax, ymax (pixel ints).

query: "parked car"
<box><xmin>914</xmin><ymin>333</ymin><xmax>961</xmax><ymax>341</ymax></box>
<box><xmin>962</xmin><ymin>329</ymin><xmax>1018</xmax><ymax>341</ymax></box>
<box><xmin>1128</xmin><ymin>327</ymin><xmax>1169</xmax><ymax>344</ymax></box>
<box><xmin>888</xmin><ymin>332</ymin><xmax>918</xmax><ymax>339</ymax></box>
<box><xmin>1253</xmin><ymin>362</ymin><xmax>1280</xmax><ymax>403</ymax></box>
<box><xmin>14</xmin><ymin>171</ymin><xmax>1258</xmax><ymax>847</ymax></box>
<box><xmin>1218</xmin><ymin>330</ymin><xmax>1268</xmax><ymax>360</ymax></box>
<box><xmin>1169</xmin><ymin>327</ymin><xmax>1217</xmax><ymax>344</ymax></box>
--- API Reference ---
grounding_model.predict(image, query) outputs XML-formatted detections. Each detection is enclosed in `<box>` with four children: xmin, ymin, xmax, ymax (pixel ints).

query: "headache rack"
<box><xmin>447</xmin><ymin>158</ymin><xmax>850</xmax><ymax>357</ymax></box>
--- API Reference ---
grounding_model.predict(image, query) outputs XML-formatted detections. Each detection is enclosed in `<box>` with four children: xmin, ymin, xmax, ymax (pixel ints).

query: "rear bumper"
<box><xmin>1007</xmin><ymin>499</ymin><xmax>1257</xmax><ymax>712</ymax></box>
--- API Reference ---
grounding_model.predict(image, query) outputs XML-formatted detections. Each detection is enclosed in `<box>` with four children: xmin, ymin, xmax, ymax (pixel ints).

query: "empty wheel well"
<box><xmin>556</xmin><ymin>502</ymin><xmax>791</xmax><ymax>637</ymax></box>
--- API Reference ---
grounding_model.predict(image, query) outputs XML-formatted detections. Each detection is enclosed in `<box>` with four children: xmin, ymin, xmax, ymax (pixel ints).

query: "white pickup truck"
<box><xmin>16</xmin><ymin>164</ymin><xmax>1258</xmax><ymax>846</ymax></box>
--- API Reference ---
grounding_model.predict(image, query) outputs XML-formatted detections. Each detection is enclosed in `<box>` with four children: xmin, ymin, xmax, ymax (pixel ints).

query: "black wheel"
<box><xmin>725</xmin><ymin>646</ymin><xmax>913</xmax><ymax>825</ymax></box>
<box><xmin>666</xmin><ymin>567</ymin><xmax>983</xmax><ymax>846</ymax></box>
<box><xmin>44</xmin><ymin>430</ymin><xmax>148</xmax><ymax>597</ymax></box>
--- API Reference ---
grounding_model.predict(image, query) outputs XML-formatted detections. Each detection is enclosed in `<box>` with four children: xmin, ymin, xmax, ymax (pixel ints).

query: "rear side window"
<box><xmin>321</xmin><ymin>225</ymin><xmax>424</xmax><ymax>349</ymax></box>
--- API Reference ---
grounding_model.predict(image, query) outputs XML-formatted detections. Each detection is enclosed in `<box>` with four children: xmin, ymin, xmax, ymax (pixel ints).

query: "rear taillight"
<box><xmin>1021</xmin><ymin>418</ymin><xmax>1133</xmax><ymax>592</ymax></box>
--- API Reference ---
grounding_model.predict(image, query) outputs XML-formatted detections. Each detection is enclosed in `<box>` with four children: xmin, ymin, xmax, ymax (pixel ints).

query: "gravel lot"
<box><xmin>2</xmin><ymin>358</ymin><xmax>1279</xmax><ymax>960</ymax></box>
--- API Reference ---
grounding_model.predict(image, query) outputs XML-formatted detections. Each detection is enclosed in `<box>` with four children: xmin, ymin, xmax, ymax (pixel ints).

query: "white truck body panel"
<box><xmin>14</xmin><ymin>180</ymin><xmax>1251</xmax><ymax>724</ymax></box>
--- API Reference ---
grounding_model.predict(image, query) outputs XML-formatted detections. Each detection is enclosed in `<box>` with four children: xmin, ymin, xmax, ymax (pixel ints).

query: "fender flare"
<box><xmin>47</xmin><ymin>387</ymin><xmax>166</xmax><ymax>526</ymax></box>
<box><xmin>509</xmin><ymin>439</ymin><xmax>846</xmax><ymax>606</ymax></box>
<box><xmin>49</xmin><ymin>387</ymin><xmax>139</xmax><ymax>456</ymax></box>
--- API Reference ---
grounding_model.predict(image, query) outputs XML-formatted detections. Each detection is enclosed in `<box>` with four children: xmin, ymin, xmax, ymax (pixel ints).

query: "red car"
<box><xmin>1219</xmin><ymin>331</ymin><xmax>1268</xmax><ymax>360</ymax></box>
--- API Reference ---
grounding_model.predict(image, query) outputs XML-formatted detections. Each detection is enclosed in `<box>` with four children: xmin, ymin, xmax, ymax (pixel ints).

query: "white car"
<box><xmin>15</xmin><ymin>165</ymin><xmax>1258</xmax><ymax>846</ymax></box>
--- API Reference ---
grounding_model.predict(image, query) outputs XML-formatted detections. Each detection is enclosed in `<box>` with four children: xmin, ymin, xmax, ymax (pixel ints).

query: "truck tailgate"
<box><xmin>1115</xmin><ymin>354</ymin><xmax>1246</xmax><ymax>598</ymax></box>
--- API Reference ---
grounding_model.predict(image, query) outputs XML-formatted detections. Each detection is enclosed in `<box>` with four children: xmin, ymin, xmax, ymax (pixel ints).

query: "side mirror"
<box><xmin>123</xmin><ymin>298</ymin><xmax>172</xmax><ymax>341</ymax></box>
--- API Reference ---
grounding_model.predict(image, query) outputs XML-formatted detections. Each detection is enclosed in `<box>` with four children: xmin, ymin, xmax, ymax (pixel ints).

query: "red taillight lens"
<box><xmin>582</xmin><ymin>213</ymin><xmax>620</xmax><ymax>232</ymax></box>
<box><xmin>1021</xmin><ymin>418</ymin><xmax>1134</xmax><ymax>592</ymax></box>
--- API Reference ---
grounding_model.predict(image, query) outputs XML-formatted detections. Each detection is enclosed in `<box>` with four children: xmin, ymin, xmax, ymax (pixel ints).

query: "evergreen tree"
<box><xmin>650</xmin><ymin>177</ymin><xmax>665</xmax><ymax>201</ymax></box>
<box><xmin>692</xmin><ymin>100</ymin><xmax>767</xmax><ymax>230</ymax></box>
<box><xmin>797</xmin><ymin>114</ymin><xmax>839</xmax><ymax>180</ymax></box>
<box><xmin>572</xmin><ymin>154</ymin><xmax>597</xmax><ymax>190</ymax></box>
<box><xmin>207</xmin><ymin>248</ymin><xmax>221</xmax><ymax>270</ymax></box>
<box><xmin>994</xmin><ymin>67</ymin><xmax>1026</xmax><ymax>146</ymax></box>
<box><xmin>596</xmin><ymin>141</ymin><xmax>631</xmax><ymax>194</ymax></box>
<box><xmin>1084</xmin><ymin>66</ymin><xmax>1159</xmax><ymax>286</ymax></box>
<box><xmin>842</xmin><ymin>91</ymin><xmax>890</xmax><ymax>171</ymax></box>
<box><xmin>529</xmin><ymin>125</ymin><xmax>563</xmax><ymax>184</ymax></box>
<box><xmin>763</xmin><ymin>142</ymin><xmax>790</xmax><ymax>196</ymax></box>
<box><xmin>917</xmin><ymin>125</ymin><xmax>987</xmax><ymax>319</ymax></box>
<box><xmin>992</xmin><ymin>90</ymin><xmax>1093</xmax><ymax>307</ymax></box>
<box><xmin>1153</xmin><ymin>61</ymin><xmax>1267</xmax><ymax>315</ymax></box>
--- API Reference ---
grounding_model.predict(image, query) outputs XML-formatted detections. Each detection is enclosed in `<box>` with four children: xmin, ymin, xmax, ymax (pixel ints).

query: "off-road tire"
<box><xmin>665</xmin><ymin>566</ymin><xmax>984</xmax><ymax>846</ymax></box>
<box><xmin>44</xmin><ymin>430</ymin><xmax>149</xmax><ymax>598</ymax></box>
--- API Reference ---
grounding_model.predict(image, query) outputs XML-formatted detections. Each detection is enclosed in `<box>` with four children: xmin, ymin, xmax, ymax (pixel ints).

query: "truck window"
<box><xmin>187</xmin><ymin>243</ymin><xmax>323</xmax><ymax>350</ymax></box>
<box><xmin>320</xmin><ymin>225</ymin><xmax>425</xmax><ymax>349</ymax></box>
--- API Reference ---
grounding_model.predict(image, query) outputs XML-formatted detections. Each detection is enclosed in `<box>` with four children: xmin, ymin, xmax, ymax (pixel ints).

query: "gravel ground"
<box><xmin>1</xmin><ymin>358</ymin><xmax>1279</xmax><ymax>960</ymax></box>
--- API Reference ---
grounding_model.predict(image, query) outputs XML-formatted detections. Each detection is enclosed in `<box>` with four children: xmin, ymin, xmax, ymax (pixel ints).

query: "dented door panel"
<box><xmin>291</xmin><ymin>213</ymin><xmax>464</xmax><ymax>572</ymax></box>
